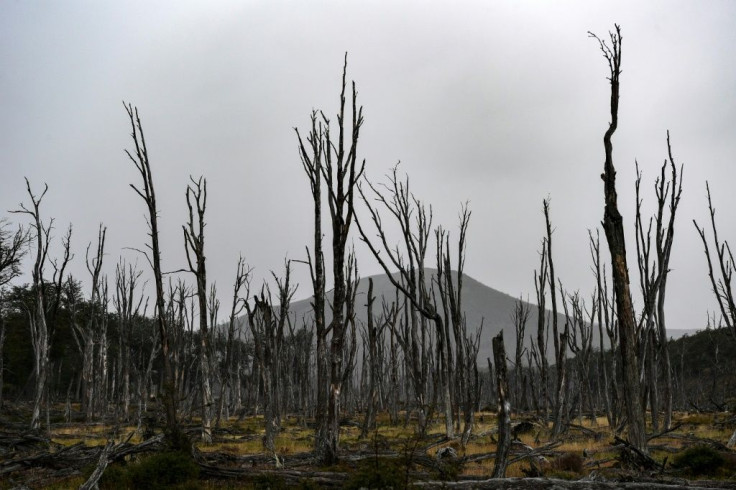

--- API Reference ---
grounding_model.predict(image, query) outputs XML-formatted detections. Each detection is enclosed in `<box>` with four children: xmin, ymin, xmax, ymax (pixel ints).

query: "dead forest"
<box><xmin>1</xmin><ymin>25</ymin><xmax>736</xmax><ymax>489</ymax></box>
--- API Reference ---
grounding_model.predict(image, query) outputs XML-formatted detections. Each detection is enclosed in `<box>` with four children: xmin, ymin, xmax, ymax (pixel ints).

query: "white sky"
<box><xmin>2</xmin><ymin>1</ymin><xmax>735</xmax><ymax>331</ymax></box>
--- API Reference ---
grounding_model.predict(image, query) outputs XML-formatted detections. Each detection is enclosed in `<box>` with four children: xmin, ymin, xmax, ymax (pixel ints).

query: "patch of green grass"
<box><xmin>100</xmin><ymin>450</ymin><xmax>200</xmax><ymax>489</ymax></box>
<box><xmin>672</xmin><ymin>446</ymin><xmax>725</xmax><ymax>476</ymax></box>
<box><xmin>344</xmin><ymin>457</ymin><xmax>408</xmax><ymax>490</ymax></box>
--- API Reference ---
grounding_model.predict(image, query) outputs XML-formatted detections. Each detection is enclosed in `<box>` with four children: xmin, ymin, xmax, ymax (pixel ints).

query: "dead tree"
<box><xmin>634</xmin><ymin>138</ymin><xmax>683</xmax><ymax>431</ymax></box>
<box><xmin>693</xmin><ymin>183</ymin><xmax>736</xmax><ymax>446</ymax></box>
<box><xmin>69</xmin><ymin>225</ymin><xmax>107</xmax><ymax>421</ymax></box>
<box><xmin>359</xmin><ymin>278</ymin><xmax>389</xmax><ymax>438</ymax></box>
<box><xmin>113</xmin><ymin>260</ymin><xmax>145</xmax><ymax>422</ymax></box>
<box><xmin>295</xmin><ymin>109</ymin><xmax>329</xmax><ymax>454</ymax></box>
<box><xmin>216</xmin><ymin>256</ymin><xmax>250</xmax><ymax>426</ymax></box>
<box><xmin>543</xmin><ymin>200</ymin><xmax>568</xmax><ymax>437</ymax></box>
<box><xmin>652</xmin><ymin>135</ymin><xmax>683</xmax><ymax>430</ymax></box>
<box><xmin>385</xmin><ymin>293</ymin><xmax>402</xmax><ymax>425</ymax></box>
<box><xmin>183</xmin><ymin>176</ymin><xmax>214</xmax><ymax>443</ymax></box>
<box><xmin>357</xmin><ymin>166</ymin><xmax>449</xmax><ymax>438</ymax></box>
<box><xmin>590</xmin><ymin>230</ymin><xmax>614</xmax><ymax>428</ymax></box>
<box><xmin>124</xmin><ymin>103</ymin><xmax>182</xmax><ymax>447</ymax></box>
<box><xmin>491</xmin><ymin>331</ymin><xmax>511</xmax><ymax>478</ymax></box>
<box><xmin>0</xmin><ymin>220</ymin><xmax>27</xmax><ymax>289</ymax></box>
<box><xmin>565</xmin><ymin>292</ymin><xmax>596</xmax><ymax>425</ymax></box>
<box><xmin>13</xmin><ymin>180</ymin><xmax>72</xmax><ymax>430</ymax></box>
<box><xmin>694</xmin><ymin>184</ymin><xmax>736</xmax><ymax>339</ymax></box>
<box><xmin>94</xmin><ymin>278</ymin><xmax>110</xmax><ymax>418</ymax></box>
<box><xmin>318</xmin><ymin>55</ymin><xmax>365</xmax><ymax>464</ymax></box>
<box><xmin>437</xmin><ymin>204</ymin><xmax>476</xmax><ymax>445</ymax></box>
<box><xmin>634</xmin><ymin>161</ymin><xmax>662</xmax><ymax>431</ymax></box>
<box><xmin>294</xmin><ymin>65</ymin><xmax>366</xmax><ymax>461</ymax></box>
<box><xmin>246</xmin><ymin>261</ymin><xmax>296</xmax><ymax>466</ymax></box>
<box><xmin>512</xmin><ymin>297</ymin><xmax>531</xmax><ymax>412</ymax></box>
<box><xmin>590</xmin><ymin>25</ymin><xmax>647</xmax><ymax>452</ymax></box>
<box><xmin>0</xmin><ymin>220</ymin><xmax>27</xmax><ymax>408</ymax></box>
<box><xmin>533</xmin><ymin>238</ymin><xmax>549</xmax><ymax>423</ymax></box>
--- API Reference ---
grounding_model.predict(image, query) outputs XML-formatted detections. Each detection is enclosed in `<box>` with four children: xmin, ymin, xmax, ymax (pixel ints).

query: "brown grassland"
<box><xmin>1</xmin><ymin>403</ymin><xmax>735</xmax><ymax>488</ymax></box>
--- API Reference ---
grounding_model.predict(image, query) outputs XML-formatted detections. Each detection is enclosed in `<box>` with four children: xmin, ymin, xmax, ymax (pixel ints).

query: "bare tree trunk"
<box><xmin>96</xmin><ymin>282</ymin><xmax>110</xmax><ymax>417</ymax></box>
<box><xmin>13</xmin><ymin>180</ymin><xmax>70</xmax><ymax>431</ymax></box>
<box><xmin>183</xmin><ymin>176</ymin><xmax>214</xmax><ymax>443</ymax></box>
<box><xmin>590</xmin><ymin>26</ymin><xmax>647</xmax><ymax>452</ymax></box>
<box><xmin>534</xmin><ymin>239</ymin><xmax>549</xmax><ymax>424</ymax></box>
<box><xmin>114</xmin><ymin>261</ymin><xmax>144</xmax><ymax>423</ymax></box>
<box><xmin>513</xmin><ymin>297</ymin><xmax>530</xmax><ymax>411</ymax></box>
<box><xmin>544</xmin><ymin>200</ymin><xmax>567</xmax><ymax>437</ymax></box>
<box><xmin>216</xmin><ymin>257</ymin><xmax>249</xmax><ymax>427</ymax></box>
<box><xmin>590</xmin><ymin>230</ymin><xmax>614</xmax><ymax>429</ymax></box>
<box><xmin>124</xmin><ymin>103</ymin><xmax>182</xmax><ymax>448</ymax></box>
<box><xmin>360</xmin><ymin>279</ymin><xmax>379</xmax><ymax>438</ymax></box>
<box><xmin>247</xmin><ymin>262</ymin><xmax>294</xmax><ymax>466</ymax></box>
<box><xmin>357</xmin><ymin>167</ymin><xmax>442</xmax><ymax>438</ymax></box>
<box><xmin>296</xmin><ymin>108</ymin><xmax>329</xmax><ymax>458</ymax></box>
<box><xmin>655</xmin><ymin>136</ymin><xmax>683</xmax><ymax>430</ymax></box>
<box><xmin>491</xmin><ymin>331</ymin><xmax>511</xmax><ymax>478</ymax></box>
<box><xmin>296</xmin><ymin>55</ymin><xmax>365</xmax><ymax>465</ymax></box>
<box><xmin>438</xmin><ymin>206</ymin><xmax>474</xmax><ymax>445</ymax></box>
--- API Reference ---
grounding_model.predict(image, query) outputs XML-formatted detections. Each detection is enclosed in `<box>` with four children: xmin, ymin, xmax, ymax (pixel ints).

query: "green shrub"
<box><xmin>345</xmin><ymin>457</ymin><xmax>406</xmax><ymax>490</ymax></box>
<box><xmin>672</xmin><ymin>446</ymin><xmax>724</xmax><ymax>476</ymax></box>
<box><xmin>100</xmin><ymin>450</ymin><xmax>200</xmax><ymax>489</ymax></box>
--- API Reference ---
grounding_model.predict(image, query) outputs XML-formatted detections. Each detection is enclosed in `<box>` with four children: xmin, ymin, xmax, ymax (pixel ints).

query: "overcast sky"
<box><xmin>2</xmin><ymin>1</ymin><xmax>735</xmax><ymax>332</ymax></box>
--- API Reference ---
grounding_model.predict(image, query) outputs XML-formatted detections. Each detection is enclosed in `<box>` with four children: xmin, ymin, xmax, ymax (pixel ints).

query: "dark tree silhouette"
<box><xmin>590</xmin><ymin>25</ymin><xmax>647</xmax><ymax>452</ymax></box>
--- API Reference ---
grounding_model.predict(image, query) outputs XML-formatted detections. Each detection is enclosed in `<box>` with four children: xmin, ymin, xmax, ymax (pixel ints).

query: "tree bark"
<box><xmin>491</xmin><ymin>331</ymin><xmax>511</xmax><ymax>478</ymax></box>
<box><xmin>124</xmin><ymin>103</ymin><xmax>182</xmax><ymax>448</ymax></box>
<box><xmin>590</xmin><ymin>26</ymin><xmax>647</xmax><ymax>452</ymax></box>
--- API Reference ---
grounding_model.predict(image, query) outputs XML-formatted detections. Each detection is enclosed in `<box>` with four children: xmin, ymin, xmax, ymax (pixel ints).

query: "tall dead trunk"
<box><xmin>590</xmin><ymin>230</ymin><xmax>614</xmax><ymax>429</ymax></box>
<box><xmin>513</xmin><ymin>297</ymin><xmax>530</xmax><ymax>411</ymax></box>
<box><xmin>95</xmin><ymin>281</ymin><xmax>109</xmax><ymax>417</ymax></box>
<box><xmin>13</xmin><ymin>180</ymin><xmax>70</xmax><ymax>430</ymax></box>
<box><xmin>246</xmin><ymin>262</ymin><xmax>294</xmax><ymax>466</ymax></box>
<box><xmin>296</xmin><ymin>55</ymin><xmax>365</xmax><ymax>464</ymax></box>
<box><xmin>654</xmin><ymin>136</ymin><xmax>683</xmax><ymax>429</ymax></box>
<box><xmin>491</xmin><ymin>331</ymin><xmax>511</xmax><ymax>478</ymax></box>
<box><xmin>543</xmin><ymin>200</ymin><xmax>567</xmax><ymax>437</ymax></box>
<box><xmin>357</xmin><ymin>167</ymin><xmax>441</xmax><ymax>437</ymax></box>
<box><xmin>183</xmin><ymin>176</ymin><xmax>214</xmax><ymax>443</ymax></box>
<box><xmin>534</xmin><ymin>238</ymin><xmax>549</xmax><ymax>424</ymax></box>
<box><xmin>113</xmin><ymin>260</ymin><xmax>144</xmax><ymax>422</ymax></box>
<box><xmin>590</xmin><ymin>26</ymin><xmax>647</xmax><ymax>452</ymax></box>
<box><xmin>296</xmin><ymin>109</ymin><xmax>329</xmax><ymax>457</ymax></box>
<box><xmin>124</xmin><ymin>103</ymin><xmax>182</xmax><ymax>448</ymax></box>
<box><xmin>359</xmin><ymin>279</ymin><xmax>380</xmax><ymax>438</ymax></box>
<box><xmin>216</xmin><ymin>257</ymin><xmax>249</xmax><ymax>427</ymax></box>
<box><xmin>438</xmin><ymin>205</ymin><xmax>474</xmax><ymax>445</ymax></box>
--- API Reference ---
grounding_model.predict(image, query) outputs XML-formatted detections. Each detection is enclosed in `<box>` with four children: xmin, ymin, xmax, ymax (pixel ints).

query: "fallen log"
<box><xmin>413</xmin><ymin>477</ymin><xmax>727</xmax><ymax>489</ymax></box>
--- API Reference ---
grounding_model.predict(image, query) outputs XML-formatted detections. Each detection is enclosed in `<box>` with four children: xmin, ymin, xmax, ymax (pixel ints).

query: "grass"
<box><xmin>5</xmin><ymin>404</ymin><xmax>735</xmax><ymax>488</ymax></box>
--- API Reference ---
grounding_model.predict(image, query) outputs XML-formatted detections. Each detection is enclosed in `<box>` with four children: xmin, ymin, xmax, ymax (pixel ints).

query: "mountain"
<box><xmin>237</xmin><ymin>269</ymin><xmax>699</xmax><ymax>365</ymax></box>
<box><xmin>286</xmin><ymin>269</ymin><xmax>557</xmax><ymax>364</ymax></box>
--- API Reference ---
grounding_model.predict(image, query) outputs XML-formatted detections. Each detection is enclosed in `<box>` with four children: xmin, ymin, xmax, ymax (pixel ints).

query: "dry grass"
<box><xmin>17</xmin><ymin>406</ymin><xmax>735</xmax><ymax>486</ymax></box>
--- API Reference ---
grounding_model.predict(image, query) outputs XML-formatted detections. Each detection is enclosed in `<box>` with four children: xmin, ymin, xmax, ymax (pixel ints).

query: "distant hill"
<box><xmin>286</xmin><ymin>270</ymin><xmax>559</xmax><ymax>363</ymax></box>
<box><xmin>281</xmin><ymin>270</ymin><xmax>700</xmax><ymax>363</ymax></box>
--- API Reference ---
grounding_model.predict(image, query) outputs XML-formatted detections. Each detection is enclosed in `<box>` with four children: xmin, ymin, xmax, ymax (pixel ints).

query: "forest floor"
<box><xmin>1</xmin><ymin>404</ymin><xmax>735</xmax><ymax>488</ymax></box>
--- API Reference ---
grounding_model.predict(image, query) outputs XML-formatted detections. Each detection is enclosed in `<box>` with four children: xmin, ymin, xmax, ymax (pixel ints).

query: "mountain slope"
<box><xmin>287</xmin><ymin>270</ymin><xmax>552</xmax><ymax>363</ymax></box>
